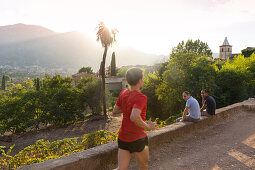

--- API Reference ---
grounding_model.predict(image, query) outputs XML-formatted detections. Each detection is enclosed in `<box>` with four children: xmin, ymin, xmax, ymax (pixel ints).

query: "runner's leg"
<box><xmin>115</xmin><ymin>148</ymin><xmax>131</xmax><ymax>170</ymax></box>
<box><xmin>133</xmin><ymin>146</ymin><xmax>149</xmax><ymax>170</ymax></box>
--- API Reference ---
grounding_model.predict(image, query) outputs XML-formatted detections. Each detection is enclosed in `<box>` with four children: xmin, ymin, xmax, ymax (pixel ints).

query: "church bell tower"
<box><xmin>219</xmin><ymin>37</ymin><xmax>232</xmax><ymax>60</ymax></box>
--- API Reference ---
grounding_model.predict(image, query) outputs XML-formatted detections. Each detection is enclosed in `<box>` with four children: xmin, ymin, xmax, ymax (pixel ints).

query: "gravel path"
<box><xmin>127</xmin><ymin>110</ymin><xmax>255</xmax><ymax>170</ymax></box>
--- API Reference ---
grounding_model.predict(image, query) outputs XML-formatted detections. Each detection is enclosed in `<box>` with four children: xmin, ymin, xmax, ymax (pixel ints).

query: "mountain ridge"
<box><xmin>0</xmin><ymin>23</ymin><xmax>164</xmax><ymax>71</ymax></box>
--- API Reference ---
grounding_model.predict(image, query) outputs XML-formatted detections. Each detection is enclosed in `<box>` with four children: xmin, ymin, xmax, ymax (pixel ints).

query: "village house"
<box><xmin>105</xmin><ymin>77</ymin><xmax>128</xmax><ymax>92</ymax></box>
<box><xmin>72</xmin><ymin>71</ymin><xmax>128</xmax><ymax>92</ymax></box>
<box><xmin>72</xmin><ymin>72</ymin><xmax>94</xmax><ymax>86</ymax></box>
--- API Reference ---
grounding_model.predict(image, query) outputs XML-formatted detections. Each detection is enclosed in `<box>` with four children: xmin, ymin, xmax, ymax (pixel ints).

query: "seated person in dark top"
<box><xmin>200</xmin><ymin>89</ymin><xmax>216</xmax><ymax>116</ymax></box>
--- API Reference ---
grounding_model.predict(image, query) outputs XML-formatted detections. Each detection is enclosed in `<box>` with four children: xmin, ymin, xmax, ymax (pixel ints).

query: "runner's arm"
<box><xmin>130</xmin><ymin>108</ymin><xmax>156</xmax><ymax>130</ymax></box>
<box><xmin>113</xmin><ymin>104</ymin><xmax>122</xmax><ymax>114</ymax></box>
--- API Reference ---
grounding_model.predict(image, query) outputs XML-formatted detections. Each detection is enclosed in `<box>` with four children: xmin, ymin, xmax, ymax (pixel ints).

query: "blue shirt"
<box><xmin>186</xmin><ymin>96</ymin><xmax>201</xmax><ymax>119</ymax></box>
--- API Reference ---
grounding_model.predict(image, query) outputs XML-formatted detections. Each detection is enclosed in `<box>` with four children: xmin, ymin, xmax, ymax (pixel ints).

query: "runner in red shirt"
<box><xmin>113</xmin><ymin>67</ymin><xmax>156</xmax><ymax>170</ymax></box>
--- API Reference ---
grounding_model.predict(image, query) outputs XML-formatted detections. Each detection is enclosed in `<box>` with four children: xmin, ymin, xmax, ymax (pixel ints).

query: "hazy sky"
<box><xmin>1</xmin><ymin>0</ymin><xmax>255</xmax><ymax>55</ymax></box>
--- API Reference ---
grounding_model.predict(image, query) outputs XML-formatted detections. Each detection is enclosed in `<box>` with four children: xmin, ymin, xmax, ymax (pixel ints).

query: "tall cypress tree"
<box><xmin>1</xmin><ymin>75</ymin><xmax>5</xmax><ymax>90</ymax></box>
<box><xmin>110</xmin><ymin>52</ymin><xmax>116</xmax><ymax>76</ymax></box>
<box><xmin>36</xmin><ymin>78</ymin><xmax>40</xmax><ymax>91</ymax></box>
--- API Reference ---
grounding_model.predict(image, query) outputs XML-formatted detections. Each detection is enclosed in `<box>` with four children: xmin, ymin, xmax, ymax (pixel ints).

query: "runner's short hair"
<box><xmin>126</xmin><ymin>67</ymin><xmax>143</xmax><ymax>86</ymax></box>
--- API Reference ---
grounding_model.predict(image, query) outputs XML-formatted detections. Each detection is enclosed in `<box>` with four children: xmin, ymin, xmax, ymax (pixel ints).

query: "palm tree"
<box><xmin>96</xmin><ymin>22</ymin><xmax>118</xmax><ymax>115</ymax></box>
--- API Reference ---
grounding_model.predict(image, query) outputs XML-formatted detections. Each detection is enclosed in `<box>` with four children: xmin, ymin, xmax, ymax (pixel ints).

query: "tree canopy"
<box><xmin>171</xmin><ymin>39</ymin><xmax>212</xmax><ymax>58</ymax></box>
<box><xmin>142</xmin><ymin>40</ymin><xmax>255</xmax><ymax>122</ymax></box>
<box><xmin>241</xmin><ymin>47</ymin><xmax>255</xmax><ymax>58</ymax></box>
<box><xmin>78</xmin><ymin>67</ymin><xmax>93</xmax><ymax>74</ymax></box>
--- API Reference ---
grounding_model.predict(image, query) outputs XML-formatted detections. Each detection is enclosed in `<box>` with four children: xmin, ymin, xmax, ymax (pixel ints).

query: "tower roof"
<box><xmin>222</xmin><ymin>37</ymin><xmax>230</xmax><ymax>46</ymax></box>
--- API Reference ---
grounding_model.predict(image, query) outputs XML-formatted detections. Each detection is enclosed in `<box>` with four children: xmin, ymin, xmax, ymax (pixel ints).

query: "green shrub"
<box><xmin>0</xmin><ymin>130</ymin><xmax>118</xmax><ymax>169</ymax></box>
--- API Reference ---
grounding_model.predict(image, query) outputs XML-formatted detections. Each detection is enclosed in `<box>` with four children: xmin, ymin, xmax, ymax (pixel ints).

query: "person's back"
<box><xmin>117</xmin><ymin>89</ymin><xmax>147</xmax><ymax>142</ymax></box>
<box><xmin>112</xmin><ymin>67</ymin><xmax>156</xmax><ymax>170</ymax></box>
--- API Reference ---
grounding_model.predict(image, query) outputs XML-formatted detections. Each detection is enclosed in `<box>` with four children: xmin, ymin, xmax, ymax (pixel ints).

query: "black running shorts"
<box><xmin>118</xmin><ymin>136</ymin><xmax>148</xmax><ymax>153</ymax></box>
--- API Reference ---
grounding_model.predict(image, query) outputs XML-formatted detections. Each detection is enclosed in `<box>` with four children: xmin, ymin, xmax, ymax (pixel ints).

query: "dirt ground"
<box><xmin>126</xmin><ymin>110</ymin><xmax>255</xmax><ymax>170</ymax></box>
<box><xmin>0</xmin><ymin>114</ymin><xmax>123</xmax><ymax>155</ymax></box>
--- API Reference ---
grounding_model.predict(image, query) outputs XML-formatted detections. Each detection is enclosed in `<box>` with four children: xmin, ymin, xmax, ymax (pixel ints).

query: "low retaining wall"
<box><xmin>18</xmin><ymin>99</ymin><xmax>255</xmax><ymax>170</ymax></box>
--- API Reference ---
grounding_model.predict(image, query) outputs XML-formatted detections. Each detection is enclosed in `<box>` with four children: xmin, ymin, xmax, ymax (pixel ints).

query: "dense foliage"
<box><xmin>241</xmin><ymin>47</ymin><xmax>255</xmax><ymax>58</ymax></box>
<box><xmin>0</xmin><ymin>130</ymin><xmax>118</xmax><ymax>169</ymax></box>
<box><xmin>0</xmin><ymin>122</ymin><xmax>167</xmax><ymax>169</ymax></box>
<box><xmin>171</xmin><ymin>39</ymin><xmax>213</xmax><ymax>58</ymax></box>
<box><xmin>0</xmin><ymin>75</ymin><xmax>104</xmax><ymax>134</ymax></box>
<box><xmin>1</xmin><ymin>39</ymin><xmax>255</xmax><ymax>169</ymax></box>
<box><xmin>78</xmin><ymin>67</ymin><xmax>94</xmax><ymax>74</ymax></box>
<box><xmin>142</xmin><ymin>40</ymin><xmax>255</xmax><ymax>120</ymax></box>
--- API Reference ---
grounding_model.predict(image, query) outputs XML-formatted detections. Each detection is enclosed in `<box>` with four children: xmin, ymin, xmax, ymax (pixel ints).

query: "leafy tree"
<box><xmin>78</xmin><ymin>67</ymin><xmax>94</xmax><ymax>74</ymax></box>
<box><xmin>42</xmin><ymin>75</ymin><xmax>84</xmax><ymax>125</ymax></box>
<box><xmin>96</xmin><ymin>22</ymin><xmax>118</xmax><ymax>115</ymax></box>
<box><xmin>155</xmin><ymin>39</ymin><xmax>215</xmax><ymax>120</ymax></box>
<box><xmin>110</xmin><ymin>52</ymin><xmax>116</xmax><ymax>76</ymax></box>
<box><xmin>156</xmin><ymin>53</ymin><xmax>199</xmax><ymax>117</ymax></box>
<box><xmin>22</xmin><ymin>89</ymin><xmax>47</xmax><ymax>129</ymax></box>
<box><xmin>76</xmin><ymin>77</ymin><xmax>105</xmax><ymax>115</ymax></box>
<box><xmin>22</xmin><ymin>79</ymin><xmax>34</xmax><ymax>89</ymax></box>
<box><xmin>241</xmin><ymin>47</ymin><xmax>255</xmax><ymax>58</ymax></box>
<box><xmin>0</xmin><ymin>74</ymin><xmax>112</xmax><ymax>134</ymax></box>
<box><xmin>215</xmin><ymin>54</ymin><xmax>255</xmax><ymax>107</ymax></box>
<box><xmin>171</xmin><ymin>39</ymin><xmax>212</xmax><ymax>58</ymax></box>
<box><xmin>185</xmin><ymin>56</ymin><xmax>217</xmax><ymax>102</ymax></box>
<box><xmin>42</xmin><ymin>74</ymin><xmax>73</xmax><ymax>89</ymax></box>
<box><xmin>157</xmin><ymin>62</ymin><xmax>168</xmax><ymax>78</ymax></box>
<box><xmin>117</xmin><ymin>66</ymin><xmax>128</xmax><ymax>77</ymax></box>
<box><xmin>141</xmin><ymin>73</ymin><xmax>164</xmax><ymax>119</ymax></box>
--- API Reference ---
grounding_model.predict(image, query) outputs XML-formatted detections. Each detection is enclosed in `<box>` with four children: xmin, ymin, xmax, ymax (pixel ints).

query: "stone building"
<box><xmin>105</xmin><ymin>77</ymin><xmax>128</xmax><ymax>92</ymax></box>
<box><xmin>219</xmin><ymin>37</ymin><xmax>241</xmax><ymax>60</ymax></box>
<box><xmin>219</xmin><ymin>37</ymin><xmax>232</xmax><ymax>60</ymax></box>
<box><xmin>72</xmin><ymin>72</ymin><xmax>128</xmax><ymax>92</ymax></box>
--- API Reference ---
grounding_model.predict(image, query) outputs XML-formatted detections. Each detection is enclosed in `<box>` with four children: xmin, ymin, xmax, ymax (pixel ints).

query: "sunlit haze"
<box><xmin>1</xmin><ymin>0</ymin><xmax>255</xmax><ymax>55</ymax></box>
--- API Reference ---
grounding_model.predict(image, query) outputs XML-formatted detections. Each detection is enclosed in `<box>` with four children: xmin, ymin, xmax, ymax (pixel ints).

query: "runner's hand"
<box><xmin>147</xmin><ymin>118</ymin><xmax>157</xmax><ymax>130</ymax></box>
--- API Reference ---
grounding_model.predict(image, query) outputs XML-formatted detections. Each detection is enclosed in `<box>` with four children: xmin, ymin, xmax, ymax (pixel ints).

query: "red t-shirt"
<box><xmin>116</xmin><ymin>89</ymin><xmax>147</xmax><ymax>142</ymax></box>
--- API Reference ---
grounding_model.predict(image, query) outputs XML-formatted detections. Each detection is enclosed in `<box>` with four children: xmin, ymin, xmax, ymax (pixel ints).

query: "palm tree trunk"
<box><xmin>102</xmin><ymin>46</ymin><xmax>108</xmax><ymax>115</ymax></box>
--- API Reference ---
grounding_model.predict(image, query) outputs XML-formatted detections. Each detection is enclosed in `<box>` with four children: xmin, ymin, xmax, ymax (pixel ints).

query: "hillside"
<box><xmin>0</xmin><ymin>24</ymin><xmax>164</xmax><ymax>71</ymax></box>
<box><xmin>0</xmin><ymin>23</ymin><xmax>55</xmax><ymax>44</ymax></box>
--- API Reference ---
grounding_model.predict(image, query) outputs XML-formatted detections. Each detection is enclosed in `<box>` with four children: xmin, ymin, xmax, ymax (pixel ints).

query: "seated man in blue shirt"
<box><xmin>200</xmin><ymin>89</ymin><xmax>216</xmax><ymax>116</ymax></box>
<box><xmin>176</xmin><ymin>91</ymin><xmax>201</xmax><ymax>122</ymax></box>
